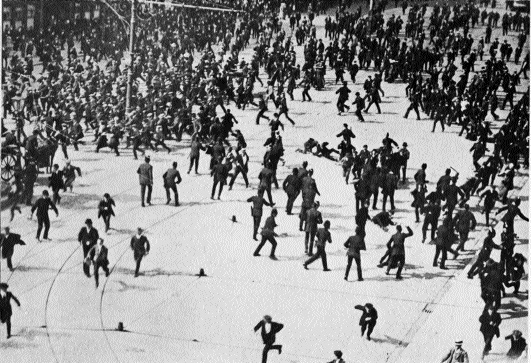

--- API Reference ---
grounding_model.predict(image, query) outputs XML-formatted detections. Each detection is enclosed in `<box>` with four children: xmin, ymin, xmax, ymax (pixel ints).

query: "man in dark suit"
<box><xmin>137</xmin><ymin>156</ymin><xmax>153</xmax><ymax>207</ymax></box>
<box><xmin>48</xmin><ymin>163</ymin><xmax>64</xmax><ymax>205</ymax></box>
<box><xmin>30</xmin><ymin>190</ymin><xmax>59</xmax><ymax>242</ymax></box>
<box><xmin>0</xmin><ymin>227</ymin><xmax>26</xmax><ymax>271</ymax></box>
<box><xmin>305</xmin><ymin>202</ymin><xmax>323</xmax><ymax>255</ymax></box>
<box><xmin>386</xmin><ymin>225</ymin><xmax>413</xmax><ymax>279</ymax></box>
<box><xmin>422</xmin><ymin>199</ymin><xmax>441</xmax><ymax>243</ymax></box>
<box><xmin>453</xmin><ymin>204</ymin><xmax>477</xmax><ymax>252</ymax></box>
<box><xmin>163</xmin><ymin>161</ymin><xmax>182</xmax><ymax>206</ymax></box>
<box><xmin>253</xmin><ymin>315</ymin><xmax>283</xmax><ymax>363</ymax></box>
<box><xmin>282</xmin><ymin>168</ymin><xmax>301</xmax><ymax>215</ymax></box>
<box><xmin>355</xmin><ymin>201</ymin><xmax>371</xmax><ymax>234</ymax></box>
<box><xmin>382</xmin><ymin>170</ymin><xmax>398</xmax><ymax>212</ymax></box>
<box><xmin>78</xmin><ymin>219</ymin><xmax>99</xmax><ymax>277</ymax></box>
<box><xmin>210</xmin><ymin>157</ymin><xmax>231</xmax><ymax>200</ymax></box>
<box><xmin>355</xmin><ymin>303</ymin><xmax>378</xmax><ymax>340</ymax></box>
<box><xmin>303</xmin><ymin>220</ymin><xmax>332</xmax><ymax>271</ymax></box>
<box><xmin>247</xmin><ymin>193</ymin><xmax>273</xmax><ymax>240</ymax></box>
<box><xmin>344</xmin><ymin>226</ymin><xmax>365</xmax><ymax>281</ymax></box>
<box><xmin>131</xmin><ymin>227</ymin><xmax>150</xmax><ymax>277</ymax></box>
<box><xmin>85</xmin><ymin>238</ymin><xmax>109</xmax><ymax>288</ymax></box>
<box><xmin>254</xmin><ymin>209</ymin><xmax>279</xmax><ymax>259</ymax></box>
<box><xmin>0</xmin><ymin>283</ymin><xmax>21</xmax><ymax>339</ymax></box>
<box><xmin>443</xmin><ymin>178</ymin><xmax>465</xmax><ymax>218</ymax></box>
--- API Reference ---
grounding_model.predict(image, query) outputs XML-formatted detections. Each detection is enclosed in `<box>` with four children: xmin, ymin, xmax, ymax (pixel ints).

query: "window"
<box><xmin>94</xmin><ymin>4</ymin><xmax>100</xmax><ymax>18</ymax></box>
<box><xmin>27</xmin><ymin>5</ymin><xmax>35</xmax><ymax>29</ymax></box>
<box><xmin>3</xmin><ymin>6</ymin><xmax>11</xmax><ymax>30</ymax></box>
<box><xmin>74</xmin><ymin>3</ymin><xmax>81</xmax><ymax>19</ymax></box>
<box><xmin>3</xmin><ymin>6</ymin><xmax>11</xmax><ymax>21</ymax></box>
<box><xmin>15</xmin><ymin>6</ymin><xmax>23</xmax><ymax>29</ymax></box>
<box><xmin>14</xmin><ymin>6</ymin><xmax>23</xmax><ymax>19</ymax></box>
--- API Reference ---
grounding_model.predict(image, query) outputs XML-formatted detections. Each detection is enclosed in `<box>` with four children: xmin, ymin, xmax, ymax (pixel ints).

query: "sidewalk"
<box><xmin>397</xmin><ymin>178</ymin><xmax>529</xmax><ymax>363</ymax></box>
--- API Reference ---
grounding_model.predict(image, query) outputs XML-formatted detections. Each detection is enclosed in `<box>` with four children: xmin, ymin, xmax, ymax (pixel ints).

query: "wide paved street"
<box><xmin>1</xmin><ymin>2</ymin><xmax>528</xmax><ymax>362</ymax></box>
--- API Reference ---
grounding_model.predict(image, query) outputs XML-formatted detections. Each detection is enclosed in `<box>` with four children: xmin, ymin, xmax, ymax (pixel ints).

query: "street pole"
<box><xmin>125</xmin><ymin>0</ymin><xmax>136</xmax><ymax>119</ymax></box>
<box><xmin>368</xmin><ymin>0</ymin><xmax>373</xmax><ymax>34</ymax></box>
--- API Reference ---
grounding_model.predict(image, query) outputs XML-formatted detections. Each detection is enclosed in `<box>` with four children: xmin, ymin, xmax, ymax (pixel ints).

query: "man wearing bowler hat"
<box><xmin>78</xmin><ymin>218</ymin><xmax>99</xmax><ymax>277</ymax></box>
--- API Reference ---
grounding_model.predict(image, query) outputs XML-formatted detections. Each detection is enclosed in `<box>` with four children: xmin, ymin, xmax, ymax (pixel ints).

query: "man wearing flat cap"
<box><xmin>441</xmin><ymin>340</ymin><xmax>469</xmax><ymax>363</ymax></box>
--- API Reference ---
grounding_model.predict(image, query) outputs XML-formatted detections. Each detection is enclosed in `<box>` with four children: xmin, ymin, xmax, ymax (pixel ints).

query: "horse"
<box><xmin>33</xmin><ymin>138</ymin><xmax>58</xmax><ymax>174</ymax></box>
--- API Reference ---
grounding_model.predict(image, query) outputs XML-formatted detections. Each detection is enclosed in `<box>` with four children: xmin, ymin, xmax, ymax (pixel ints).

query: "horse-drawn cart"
<box><xmin>1</xmin><ymin>144</ymin><xmax>22</xmax><ymax>182</ymax></box>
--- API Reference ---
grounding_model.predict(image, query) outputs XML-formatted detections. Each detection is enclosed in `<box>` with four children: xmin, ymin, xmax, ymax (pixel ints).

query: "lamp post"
<box><xmin>125</xmin><ymin>0</ymin><xmax>136</xmax><ymax>118</ymax></box>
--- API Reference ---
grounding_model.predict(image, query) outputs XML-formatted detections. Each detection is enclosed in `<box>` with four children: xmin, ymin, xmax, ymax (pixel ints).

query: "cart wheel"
<box><xmin>1</xmin><ymin>154</ymin><xmax>16</xmax><ymax>182</ymax></box>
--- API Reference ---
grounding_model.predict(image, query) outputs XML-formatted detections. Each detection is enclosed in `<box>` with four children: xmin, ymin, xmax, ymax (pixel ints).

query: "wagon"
<box><xmin>1</xmin><ymin>144</ymin><xmax>22</xmax><ymax>182</ymax></box>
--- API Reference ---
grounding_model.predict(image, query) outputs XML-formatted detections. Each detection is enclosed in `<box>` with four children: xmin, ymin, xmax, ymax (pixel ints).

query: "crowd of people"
<box><xmin>0</xmin><ymin>0</ymin><xmax>528</xmax><ymax>360</ymax></box>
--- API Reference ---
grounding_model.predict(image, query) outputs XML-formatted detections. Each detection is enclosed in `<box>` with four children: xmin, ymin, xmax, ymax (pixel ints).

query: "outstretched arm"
<box><xmin>11</xmin><ymin>293</ymin><xmax>21</xmax><ymax>307</ymax></box>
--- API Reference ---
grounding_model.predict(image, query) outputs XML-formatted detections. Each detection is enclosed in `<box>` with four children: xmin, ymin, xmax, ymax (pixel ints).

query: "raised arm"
<box><xmin>11</xmin><ymin>293</ymin><xmax>21</xmax><ymax>307</ymax></box>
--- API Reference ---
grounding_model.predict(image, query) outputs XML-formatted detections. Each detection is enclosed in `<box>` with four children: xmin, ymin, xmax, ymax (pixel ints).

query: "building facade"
<box><xmin>2</xmin><ymin>0</ymin><xmax>102</xmax><ymax>32</ymax></box>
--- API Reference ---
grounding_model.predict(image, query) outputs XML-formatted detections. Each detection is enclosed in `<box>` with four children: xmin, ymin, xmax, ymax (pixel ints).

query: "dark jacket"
<box><xmin>247</xmin><ymin>196</ymin><xmax>271</xmax><ymax>217</ymax></box>
<box><xmin>258</xmin><ymin>167</ymin><xmax>274</xmax><ymax>189</ymax></box>
<box><xmin>506</xmin><ymin>335</ymin><xmax>527</xmax><ymax>358</ymax></box>
<box><xmin>137</xmin><ymin>162</ymin><xmax>153</xmax><ymax>185</ymax></box>
<box><xmin>354</xmin><ymin>304</ymin><xmax>378</xmax><ymax>326</ymax></box>
<box><xmin>130</xmin><ymin>235</ymin><xmax>150</xmax><ymax>257</ymax></box>
<box><xmin>423</xmin><ymin>203</ymin><xmax>441</xmax><ymax>223</ymax></box>
<box><xmin>78</xmin><ymin>227</ymin><xmax>99</xmax><ymax>251</ymax></box>
<box><xmin>445</xmin><ymin>184</ymin><xmax>464</xmax><ymax>204</ymax></box>
<box><xmin>211</xmin><ymin>162</ymin><xmax>232</xmax><ymax>183</ymax></box>
<box><xmin>0</xmin><ymin>233</ymin><xmax>25</xmax><ymax>258</ymax></box>
<box><xmin>283</xmin><ymin>174</ymin><xmax>302</xmax><ymax>195</ymax></box>
<box><xmin>0</xmin><ymin>291</ymin><xmax>21</xmax><ymax>321</ymax></box>
<box><xmin>479</xmin><ymin>310</ymin><xmax>501</xmax><ymax>337</ymax></box>
<box><xmin>261</xmin><ymin>216</ymin><xmax>278</xmax><ymax>237</ymax></box>
<box><xmin>86</xmin><ymin>244</ymin><xmax>109</xmax><ymax>266</ymax></box>
<box><xmin>355</xmin><ymin>206</ymin><xmax>371</xmax><ymax>226</ymax></box>
<box><xmin>163</xmin><ymin>168</ymin><xmax>182</xmax><ymax>187</ymax></box>
<box><xmin>315</xmin><ymin>228</ymin><xmax>332</xmax><ymax>248</ymax></box>
<box><xmin>388</xmin><ymin>227</ymin><xmax>413</xmax><ymax>256</ymax></box>
<box><xmin>344</xmin><ymin>234</ymin><xmax>366</xmax><ymax>257</ymax></box>
<box><xmin>98</xmin><ymin>197</ymin><xmax>116</xmax><ymax>218</ymax></box>
<box><xmin>49</xmin><ymin>170</ymin><xmax>64</xmax><ymax>190</ymax></box>
<box><xmin>382</xmin><ymin>172</ymin><xmax>398</xmax><ymax>194</ymax></box>
<box><xmin>254</xmin><ymin>320</ymin><xmax>284</xmax><ymax>345</ymax></box>
<box><xmin>31</xmin><ymin>197</ymin><xmax>58</xmax><ymax>218</ymax></box>
<box><xmin>453</xmin><ymin>210</ymin><xmax>477</xmax><ymax>233</ymax></box>
<box><xmin>355</xmin><ymin>178</ymin><xmax>371</xmax><ymax>199</ymax></box>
